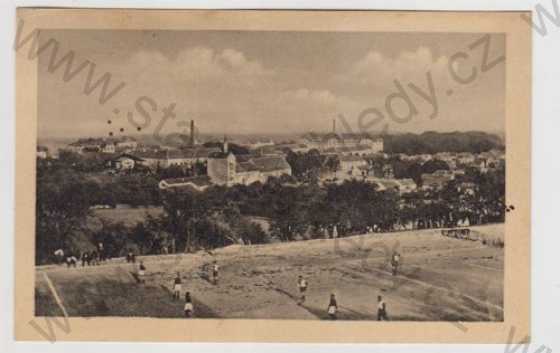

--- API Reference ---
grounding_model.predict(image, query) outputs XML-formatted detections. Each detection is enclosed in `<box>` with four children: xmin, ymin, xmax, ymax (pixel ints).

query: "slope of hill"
<box><xmin>36</xmin><ymin>224</ymin><xmax>504</xmax><ymax>321</ymax></box>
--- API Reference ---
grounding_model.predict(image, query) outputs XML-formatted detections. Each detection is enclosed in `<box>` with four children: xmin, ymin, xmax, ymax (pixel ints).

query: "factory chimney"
<box><xmin>190</xmin><ymin>120</ymin><xmax>195</xmax><ymax>146</ymax></box>
<box><xmin>223</xmin><ymin>135</ymin><xmax>229</xmax><ymax>154</ymax></box>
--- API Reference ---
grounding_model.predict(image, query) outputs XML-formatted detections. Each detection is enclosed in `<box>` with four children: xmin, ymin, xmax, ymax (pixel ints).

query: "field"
<box><xmin>35</xmin><ymin>224</ymin><xmax>504</xmax><ymax>321</ymax></box>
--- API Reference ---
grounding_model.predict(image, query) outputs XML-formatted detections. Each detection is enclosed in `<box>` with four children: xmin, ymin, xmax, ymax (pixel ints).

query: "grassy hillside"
<box><xmin>36</xmin><ymin>224</ymin><xmax>504</xmax><ymax>321</ymax></box>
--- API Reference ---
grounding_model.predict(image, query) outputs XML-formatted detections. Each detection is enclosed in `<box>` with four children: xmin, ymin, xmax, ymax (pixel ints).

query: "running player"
<box><xmin>138</xmin><ymin>261</ymin><xmax>146</xmax><ymax>284</ymax></box>
<box><xmin>391</xmin><ymin>251</ymin><xmax>401</xmax><ymax>276</ymax></box>
<box><xmin>327</xmin><ymin>293</ymin><xmax>338</xmax><ymax>320</ymax></box>
<box><xmin>184</xmin><ymin>292</ymin><xmax>194</xmax><ymax>318</ymax></box>
<box><xmin>212</xmin><ymin>260</ymin><xmax>219</xmax><ymax>285</ymax></box>
<box><xmin>377</xmin><ymin>295</ymin><xmax>388</xmax><ymax>321</ymax></box>
<box><xmin>297</xmin><ymin>275</ymin><xmax>308</xmax><ymax>304</ymax></box>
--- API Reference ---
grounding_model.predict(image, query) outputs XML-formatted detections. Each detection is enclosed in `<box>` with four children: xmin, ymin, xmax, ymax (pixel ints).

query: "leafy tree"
<box><xmin>92</xmin><ymin>220</ymin><xmax>130</xmax><ymax>258</ymax></box>
<box><xmin>420</xmin><ymin>159</ymin><xmax>450</xmax><ymax>174</ymax></box>
<box><xmin>35</xmin><ymin>171</ymin><xmax>92</xmax><ymax>264</ymax></box>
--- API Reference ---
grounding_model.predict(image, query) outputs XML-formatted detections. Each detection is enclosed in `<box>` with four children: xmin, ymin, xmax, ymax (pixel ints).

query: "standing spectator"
<box><xmin>66</xmin><ymin>254</ymin><xmax>77</xmax><ymax>268</ymax></box>
<box><xmin>173</xmin><ymin>272</ymin><xmax>182</xmax><ymax>300</ymax></box>
<box><xmin>54</xmin><ymin>249</ymin><xmax>64</xmax><ymax>265</ymax></box>
<box><xmin>377</xmin><ymin>295</ymin><xmax>388</xmax><ymax>321</ymax></box>
<box><xmin>81</xmin><ymin>252</ymin><xmax>89</xmax><ymax>267</ymax></box>
<box><xmin>90</xmin><ymin>250</ymin><xmax>99</xmax><ymax>266</ymax></box>
<box><xmin>327</xmin><ymin>293</ymin><xmax>338</xmax><ymax>320</ymax></box>
<box><xmin>98</xmin><ymin>242</ymin><xmax>105</xmax><ymax>262</ymax></box>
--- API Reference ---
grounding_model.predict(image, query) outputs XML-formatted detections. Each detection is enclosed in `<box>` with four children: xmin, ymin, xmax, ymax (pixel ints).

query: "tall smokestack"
<box><xmin>332</xmin><ymin>119</ymin><xmax>336</xmax><ymax>133</ymax></box>
<box><xmin>190</xmin><ymin>120</ymin><xmax>195</xmax><ymax>146</ymax></box>
<box><xmin>223</xmin><ymin>135</ymin><xmax>228</xmax><ymax>154</ymax></box>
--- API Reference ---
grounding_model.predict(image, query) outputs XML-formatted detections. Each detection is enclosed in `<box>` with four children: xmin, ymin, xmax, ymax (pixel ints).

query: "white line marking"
<box><xmin>43</xmin><ymin>272</ymin><xmax>69</xmax><ymax>318</ymax></box>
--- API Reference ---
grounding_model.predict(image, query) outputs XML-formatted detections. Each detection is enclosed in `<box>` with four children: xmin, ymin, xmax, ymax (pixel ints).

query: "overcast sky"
<box><xmin>38</xmin><ymin>30</ymin><xmax>505</xmax><ymax>138</ymax></box>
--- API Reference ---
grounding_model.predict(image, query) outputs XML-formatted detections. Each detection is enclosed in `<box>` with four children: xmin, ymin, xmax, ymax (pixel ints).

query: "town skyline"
<box><xmin>37</xmin><ymin>127</ymin><xmax>506</xmax><ymax>145</ymax></box>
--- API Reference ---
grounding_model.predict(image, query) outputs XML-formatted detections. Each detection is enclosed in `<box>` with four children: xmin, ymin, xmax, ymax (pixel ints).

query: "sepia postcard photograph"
<box><xmin>14</xmin><ymin>9</ymin><xmax>531</xmax><ymax>343</ymax></box>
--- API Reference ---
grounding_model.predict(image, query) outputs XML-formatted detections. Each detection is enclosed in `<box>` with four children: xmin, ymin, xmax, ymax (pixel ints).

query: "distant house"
<box><xmin>416</xmin><ymin>154</ymin><xmax>433</xmax><ymax>162</ymax></box>
<box><xmin>67</xmin><ymin>138</ymin><xmax>105</xmax><ymax>153</ymax></box>
<box><xmin>36</xmin><ymin>145</ymin><xmax>49</xmax><ymax>159</ymax></box>
<box><xmin>101</xmin><ymin>142</ymin><xmax>116</xmax><ymax>154</ymax></box>
<box><xmin>167</xmin><ymin>147</ymin><xmax>220</xmax><ymax>166</ymax></box>
<box><xmin>339</xmin><ymin>155</ymin><xmax>367</xmax><ymax>175</ymax></box>
<box><xmin>301</xmin><ymin>131</ymin><xmax>383</xmax><ymax>153</ymax></box>
<box><xmin>370</xmin><ymin>178</ymin><xmax>400</xmax><ymax>192</ymax></box>
<box><xmin>134</xmin><ymin>147</ymin><xmax>220</xmax><ymax>169</ymax></box>
<box><xmin>248</xmin><ymin>140</ymin><xmax>275</xmax><ymax>150</ymax></box>
<box><xmin>251</xmin><ymin>145</ymin><xmax>283</xmax><ymax>156</ymax></box>
<box><xmin>110</xmin><ymin>154</ymin><xmax>145</xmax><ymax>171</ymax></box>
<box><xmin>397</xmin><ymin>178</ymin><xmax>417</xmax><ymax>194</ymax></box>
<box><xmin>457</xmin><ymin>152</ymin><xmax>476</xmax><ymax>165</ymax></box>
<box><xmin>457</xmin><ymin>181</ymin><xmax>477</xmax><ymax>196</ymax></box>
<box><xmin>67</xmin><ymin>136</ymin><xmax>136</xmax><ymax>154</ymax></box>
<box><xmin>270</xmin><ymin>143</ymin><xmax>309</xmax><ymax>154</ymax></box>
<box><xmin>421</xmin><ymin>170</ymin><xmax>455</xmax><ymax>190</ymax></box>
<box><xmin>207</xmin><ymin>141</ymin><xmax>292</xmax><ymax>186</ymax></box>
<box><xmin>159</xmin><ymin>176</ymin><xmax>212</xmax><ymax>192</ymax></box>
<box><xmin>363</xmin><ymin>177</ymin><xmax>417</xmax><ymax>195</ymax></box>
<box><xmin>323</xmin><ymin>144</ymin><xmax>380</xmax><ymax>157</ymax></box>
<box><xmin>113</xmin><ymin>136</ymin><xmax>138</xmax><ymax>151</ymax></box>
<box><xmin>381</xmin><ymin>164</ymin><xmax>394</xmax><ymax>179</ymax></box>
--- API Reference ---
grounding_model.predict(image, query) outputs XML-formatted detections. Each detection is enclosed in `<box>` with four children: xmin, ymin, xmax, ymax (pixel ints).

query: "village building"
<box><xmin>113</xmin><ymin>136</ymin><xmax>138</xmax><ymax>151</ymax></box>
<box><xmin>248</xmin><ymin>139</ymin><xmax>275</xmax><ymax>150</ymax></box>
<box><xmin>300</xmin><ymin>120</ymin><xmax>383</xmax><ymax>153</ymax></box>
<box><xmin>456</xmin><ymin>152</ymin><xmax>476</xmax><ymax>165</ymax></box>
<box><xmin>381</xmin><ymin>164</ymin><xmax>394</xmax><ymax>179</ymax></box>
<box><xmin>134</xmin><ymin>147</ymin><xmax>220</xmax><ymax>170</ymax></box>
<box><xmin>270</xmin><ymin>143</ymin><xmax>310</xmax><ymax>154</ymax></box>
<box><xmin>322</xmin><ymin>144</ymin><xmax>381</xmax><ymax>157</ymax></box>
<box><xmin>67</xmin><ymin>136</ymin><xmax>137</xmax><ymax>154</ymax></box>
<box><xmin>339</xmin><ymin>155</ymin><xmax>367</xmax><ymax>176</ymax></box>
<box><xmin>421</xmin><ymin>170</ymin><xmax>455</xmax><ymax>190</ymax></box>
<box><xmin>301</xmin><ymin>132</ymin><xmax>383</xmax><ymax>154</ymax></box>
<box><xmin>101</xmin><ymin>142</ymin><xmax>116</xmax><ymax>154</ymax></box>
<box><xmin>457</xmin><ymin>181</ymin><xmax>477</xmax><ymax>196</ymax></box>
<box><xmin>109</xmin><ymin>154</ymin><xmax>144</xmax><ymax>171</ymax></box>
<box><xmin>248</xmin><ymin>145</ymin><xmax>284</xmax><ymax>157</ymax></box>
<box><xmin>67</xmin><ymin>138</ymin><xmax>105</xmax><ymax>153</ymax></box>
<box><xmin>207</xmin><ymin>140</ymin><xmax>292</xmax><ymax>186</ymax></box>
<box><xmin>362</xmin><ymin>177</ymin><xmax>417</xmax><ymax>195</ymax></box>
<box><xmin>398</xmin><ymin>178</ymin><xmax>418</xmax><ymax>193</ymax></box>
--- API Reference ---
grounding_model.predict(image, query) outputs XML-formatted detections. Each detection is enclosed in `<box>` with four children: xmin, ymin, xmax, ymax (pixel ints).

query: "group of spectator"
<box><xmin>53</xmin><ymin>242</ymin><xmax>108</xmax><ymax>268</ymax></box>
